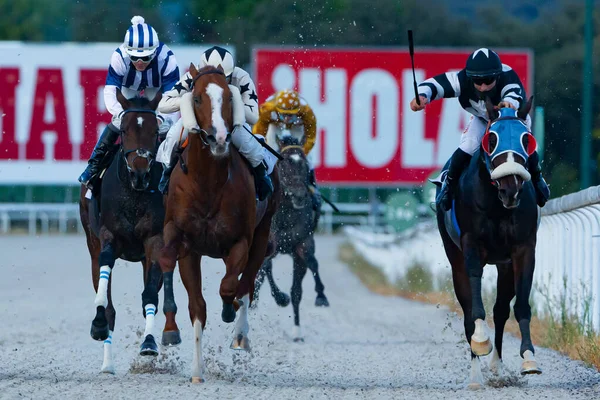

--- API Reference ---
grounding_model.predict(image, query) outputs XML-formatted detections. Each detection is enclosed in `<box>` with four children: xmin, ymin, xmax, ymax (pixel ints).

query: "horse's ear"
<box><xmin>485</xmin><ymin>96</ymin><xmax>498</xmax><ymax>121</ymax></box>
<box><xmin>116</xmin><ymin>89</ymin><xmax>130</xmax><ymax>110</ymax></box>
<box><xmin>517</xmin><ymin>95</ymin><xmax>534</xmax><ymax>120</ymax></box>
<box><xmin>189</xmin><ymin>63</ymin><xmax>198</xmax><ymax>77</ymax></box>
<box><xmin>216</xmin><ymin>64</ymin><xmax>224</xmax><ymax>73</ymax></box>
<box><xmin>149</xmin><ymin>91</ymin><xmax>162</xmax><ymax>110</ymax></box>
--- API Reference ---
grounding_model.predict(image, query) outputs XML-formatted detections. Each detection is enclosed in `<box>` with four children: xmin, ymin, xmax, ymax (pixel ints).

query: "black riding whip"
<box><xmin>408</xmin><ymin>30</ymin><xmax>420</xmax><ymax>106</ymax></box>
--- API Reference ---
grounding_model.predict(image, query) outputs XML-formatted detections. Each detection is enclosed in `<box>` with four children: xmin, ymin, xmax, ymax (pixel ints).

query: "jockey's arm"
<box><xmin>417</xmin><ymin>70</ymin><xmax>462</xmax><ymax>104</ymax></box>
<box><xmin>300</xmin><ymin>105</ymin><xmax>317</xmax><ymax>154</ymax></box>
<box><xmin>252</xmin><ymin>102</ymin><xmax>275</xmax><ymax>137</ymax></box>
<box><xmin>157</xmin><ymin>70</ymin><xmax>193</xmax><ymax>114</ymax></box>
<box><xmin>103</xmin><ymin>51</ymin><xmax>128</xmax><ymax>116</ymax></box>
<box><xmin>497</xmin><ymin>68</ymin><xmax>526</xmax><ymax>110</ymax></box>
<box><xmin>235</xmin><ymin>68</ymin><xmax>259</xmax><ymax>125</ymax></box>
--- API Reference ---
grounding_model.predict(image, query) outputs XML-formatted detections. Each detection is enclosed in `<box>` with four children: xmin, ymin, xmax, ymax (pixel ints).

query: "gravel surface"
<box><xmin>0</xmin><ymin>235</ymin><xmax>598</xmax><ymax>399</ymax></box>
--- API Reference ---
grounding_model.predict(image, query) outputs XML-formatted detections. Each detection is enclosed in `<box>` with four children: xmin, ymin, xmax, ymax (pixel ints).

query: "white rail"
<box><xmin>345</xmin><ymin>185</ymin><xmax>600</xmax><ymax>331</ymax></box>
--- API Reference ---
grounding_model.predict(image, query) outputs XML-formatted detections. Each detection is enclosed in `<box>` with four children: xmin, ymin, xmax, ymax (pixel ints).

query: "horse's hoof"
<box><xmin>471</xmin><ymin>339</ymin><xmax>493</xmax><ymax>357</ymax></box>
<box><xmin>467</xmin><ymin>382</ymin><xmax>484</xmax><ymax>390</ymax></box>
<box><xmin>191</xmin><ymin>376</ymin><xmax>205</xmax><ymax>384</ymax></box>
<box><xmin>230</xmin><ymin>334</ymin><xmax>251</xmax><ymax>351</ymax></box>
<box><xmin>221</xmin><ymin>303</ymin><xmax>236</xmax><ymax>323</ymax></box>
<box><xmin>293</xmin><ymin>337</ymin><xmax>305</xmax><ymax>343</ymax></box>
<box><xmin>90</xmin><ymin>307</ymin><xmax>109</xmax><ymax>341</ymax></box>
<box><xmin>521</xmin><ymin>361</ymin><xmax>542</xmax><ymax>375</ymax></box>
<box><xmin>521</xmin><ymin>351</ymin><xmax>542</xmax><ymax>375</ymax></box>
<box><xmin>315</xmin><ymin>295</ymin><xmax>329</xmax><ymax>307</ymax></box>
<box><xmin>100</xmin><ymin>364</ymin><xmax>115</xmax><ymax>374</ymax></box>
<box><xmin>161</xmin><ymin>330</ymin><xmax>182</xmax><ymax>346</ymax></box>
<box><xmin>274</xmin><ymin>292</ymin><xmax>290</xmax><ymax>307</ymax></box>
<box><xmin>140</xmin><ymin>334</ymin><xmax>159</xmax><ymax>356</ymax></box>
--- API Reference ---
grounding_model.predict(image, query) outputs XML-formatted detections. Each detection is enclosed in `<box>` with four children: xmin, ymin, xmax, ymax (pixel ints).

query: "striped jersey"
<box><xmin>103</xmin><ymin>43</ymin><xmax>180</xmax><ymax>116</ymax></box>
<box><xmin>417</xmin><ymin>64</ymin><xmax>526</xmax><ymax>121</ymax></box>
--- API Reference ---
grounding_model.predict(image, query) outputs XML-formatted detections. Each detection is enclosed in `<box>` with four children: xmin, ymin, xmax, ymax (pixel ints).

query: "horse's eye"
<box><xmin>194</xmin><ymin>96</ymin><xmax>201</xmax><ymax>104</ymax></box>
<box><xmin>229</xmin><ymin>95</ymin><xmax>233</xmax><ymax>103</ymax></box>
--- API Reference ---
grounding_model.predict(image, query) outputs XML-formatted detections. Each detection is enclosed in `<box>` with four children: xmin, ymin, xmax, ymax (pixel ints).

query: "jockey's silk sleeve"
<box><xmin>232</xmin><ymin>67</ymin><xmax>259</xmax><ymax>125</ymax></box>
<box><xmin>157</xmin><ymin>71</ymin><xmax>193</xmax><ymax>114</ymax></box>
<box><xmin>252</xmin><ymin>101</ymin><xmax>276</xmax><ymax>137</ymax></box>
<box><xmin>498</xmin><ymin>68</ymin><xmax>526</xmax><ymax>109</ymax></box>
<box><xmin>159</xmin><ymin>45</ymin><xmax>180</xmax><ymax>92</ymax></box>
<box><xmin>418</xmin><ymin>70</ymin><xmax>462</xmax><ymax>101</ymax></box>
<box><xmin>300</xmin><ymin>105</ymin><xmax>317</xmax><ymax>154</ymax></box>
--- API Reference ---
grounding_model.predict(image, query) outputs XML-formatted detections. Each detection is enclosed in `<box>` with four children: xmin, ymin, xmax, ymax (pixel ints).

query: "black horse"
<box><xmin>253</xmin><ymin>136</ymin><xmax>329</xmax><ymax>342</ymax></box>
<box><xmin>434</xmin><ymin>97</ymin><xmax>541</xmax><ymax>388</ymax></box>
<box><xmin>79</xmin><ymin>91</ymin><xmax>165</xmax><ymax>373</ymax></box>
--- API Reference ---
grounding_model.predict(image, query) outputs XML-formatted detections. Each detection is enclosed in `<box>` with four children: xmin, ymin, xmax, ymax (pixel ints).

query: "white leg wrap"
<box><xmin>101</xmin><ymin>330</ymin><xmax>115</xmax><ymax>374</ymax></box>
<box><xmin>468</xmin><ymin>357</ymin><xmax>484</xmax><ymax>389</ymax></box>
<box><xmin>94</xmin><ymin>266</ymin><xmax>111</xmax><ymax>308</ymax></box>
<box><xmin>234</xmin><ymin>294</ymin><xmax>250</xmax><ymax>338</ymax></box>
<box><xmin>143</xmin><ymin>304</ymin><xmax>156</xmax><ymax>337</ymax></box>
<box><xmin>191</xmin><ymin>319</ymin><xmax>204</xmax><ymax>382</ymax></box>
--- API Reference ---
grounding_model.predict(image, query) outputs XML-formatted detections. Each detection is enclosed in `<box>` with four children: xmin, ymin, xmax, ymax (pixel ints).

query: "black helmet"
<box><xmin>465</xmin><ymin>48</ymin><xmax>502</xmax><ymax>78</ymax></box>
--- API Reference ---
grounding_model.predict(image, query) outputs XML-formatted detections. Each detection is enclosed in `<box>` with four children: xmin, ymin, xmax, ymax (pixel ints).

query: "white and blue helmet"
<box><xmin>123</xmin><ymin>16</ymin><xmax>159</xmax><ymax>58</ymax></box>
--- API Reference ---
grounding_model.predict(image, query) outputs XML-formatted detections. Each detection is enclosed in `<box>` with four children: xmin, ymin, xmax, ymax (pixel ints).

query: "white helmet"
<box><xmin>123</xmin><ymin>16</ymin><xmax>159</xmax><ymax>58</ymax></box>
<box><xmin>200</xmin><ymin>46</ymin><xmax>235</xmax><ymax>77</ymax></box>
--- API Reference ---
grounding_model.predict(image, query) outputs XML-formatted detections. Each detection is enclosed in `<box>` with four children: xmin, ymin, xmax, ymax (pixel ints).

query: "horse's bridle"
<box><xmin>119</xmin><ymin>108</ymin><xmax>159</xmax><ymax>174</ymax></box>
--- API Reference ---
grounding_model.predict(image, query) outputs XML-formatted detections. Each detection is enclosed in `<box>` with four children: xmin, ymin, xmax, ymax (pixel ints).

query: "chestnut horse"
<box><xmin>79</xmin><ymin>91</ymin><xmax>165</xmax><ymax>373</ymax></box>
<box><xmin>158</xmin><ymin>65</ymin><xmax>280</xmax><ymax>383</ymax></box>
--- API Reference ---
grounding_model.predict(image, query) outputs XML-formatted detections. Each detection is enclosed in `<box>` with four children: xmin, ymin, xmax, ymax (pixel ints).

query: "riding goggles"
<box><xmin>471</xmin><ymin>76</ymin><xmax>496</xmax><ymax>85</ymax></box>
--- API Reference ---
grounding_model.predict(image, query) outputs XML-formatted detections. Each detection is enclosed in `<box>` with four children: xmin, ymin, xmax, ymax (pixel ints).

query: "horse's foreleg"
<box><xmin>159</xmin><ymin>221</ymin><xmax>181</xmax><ymax>346</ymax></box>
<box><xmin>512</xmin><ymin>245</ymin><xmax>542</xmax><ymax>375</ymax></box>
<box><xmin>264</xmin><ymin>258</ymin><xmax>291</xmax><ymax>307</ymax></box>
<box><xmin>302</xmin><ymin>235</ymin><xmax>329</xmax><ymax>307</ymax></box>
<box><xmin>178</xmin><ymin>253</ymin><xmax>205</xmax><ymax>383</ymax></box>
<box><xmin>462</xmin><ymin>236</ymin><xmax>491</xmax><ymax>358</ymax></box>
<box><xmin>101</xmin><ymin>276</ymin><xmax>116</xmax><ymax>374</ymax></box>
<box><xmin>140</xmin><ymin>261</ymin><xmax>161</xmax><ymax>356</ymax></box>
<box><xmin>291</xmin><ymin>252</ymin><xmax>308</xmax><ymax>342</ymax></box>
<box><xmin>91</xmin><ymin>238</ymin><xmax>115</xmax><ymax>342</ymax></box>
<box><xmin>231</xmin><ymin>293</ymin><xmax>251</xmax><ymax>351</ymax></box>
<box><xmin>221</xmin><ymin>239</ymin><xmax>249</xmax><ymax>323</ymax></box>
<box><xmin>491</xmin><ymin>263</ymin><xmax>515</xmax><ymax>375</ymax></box>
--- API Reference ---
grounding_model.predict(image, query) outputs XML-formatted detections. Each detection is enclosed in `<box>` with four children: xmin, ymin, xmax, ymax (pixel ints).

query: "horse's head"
<box><xmin>482</xmin><ymin>96</ymin><xmax>536</xmax><ymax>209</ymax></box>
<box><xmin>187</xmin><ymin>64</ymin><xmax>233</xmax><ymax>158</ymax></box>
<box><xmin>116</xmin><ymin>90</ymin><xmax>161</xmax><ymax>191</ymax></box>
<box><xmin>278</xmin><ymin>136</ymin><xmax>311</xmax><ymax>210</ymax></box>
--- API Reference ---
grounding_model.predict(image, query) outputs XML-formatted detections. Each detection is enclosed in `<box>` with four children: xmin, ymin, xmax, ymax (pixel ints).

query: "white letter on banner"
<box><xmin>349</xmin><ymin>69</ymin><xmax>398</xmax><ymax>168</ymax></box>
<box><xmin>299</xmin><ymin>68</ymin><xmax>347</xmax><ymax>168</ymax></box>
<box><xmin>402</xmin><ymin>69</ymin><xmax>434</xmax><ymax>167</ymax></box>
<box><xmin>436</xmin><ymin>99</ymin><xmax>471</xmax><ymax>165</ymax></box>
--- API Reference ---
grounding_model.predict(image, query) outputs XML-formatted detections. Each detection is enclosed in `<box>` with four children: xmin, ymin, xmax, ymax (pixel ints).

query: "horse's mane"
<box><xmin>126</xmin><ymin>96</ymin><xmax>153</xmax><ymax>109</ymax></box>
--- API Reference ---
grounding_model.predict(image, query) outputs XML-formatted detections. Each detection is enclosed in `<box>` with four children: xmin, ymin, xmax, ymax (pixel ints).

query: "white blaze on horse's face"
<box><xmin>137</xmin><ymin>116</ymin><xmax>144</xmax><ymax>127</ymax></box>
<box><xmin>205</xmin><ymin>83</ymin><xmax>228</xmax><ymax>145</ymax></box>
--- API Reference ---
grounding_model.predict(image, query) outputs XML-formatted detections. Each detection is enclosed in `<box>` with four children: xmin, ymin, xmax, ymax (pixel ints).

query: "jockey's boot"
<box><xmin>528</xmin><ymin>151</ymin><xmax>550</xmax><ymax>207</ymax></box>
<box><xmin>78</xmin><ymin>124</ymin><xmax>120</xmax><ymax>190</ymax></box>
<box><xmin>158</xmin><ymin>150</ymin><xmax>180</xmax><ymax>195</ymax></box>
<box><xmin>253</xmin><ymin>161</ymin><xmax>274</xmax><ymax>201</ymax></box>
<box><xmin>436</xmin><ymin>148</ymin><xmax>472</xmax><ymax>212</ymax></box>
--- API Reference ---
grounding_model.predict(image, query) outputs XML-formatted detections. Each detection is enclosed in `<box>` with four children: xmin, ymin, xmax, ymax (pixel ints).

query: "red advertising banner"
<box><xmin>253</xmin><ymin>47</ymin><xmax>532</xmax><ymax>186</ymax></box>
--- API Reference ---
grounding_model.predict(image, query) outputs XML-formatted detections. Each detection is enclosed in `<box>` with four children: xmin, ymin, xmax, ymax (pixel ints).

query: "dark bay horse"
<box><xmin>158</xmin><ymin>65</ymin><xmax>280</xmax><ymax>383</ymax></box>
<box><xmin>434</xmin><ymin>97</ymin><xmax>541</xmax><ymax>388</ymax></box>
<box><xmin>79</xmin><ymin>91</ymin><xmax>165</xmax><ymax>373</ymax></box>
<box><xmin>252</xmin><ymin>136</ymin><xmax>328</xmax><ymax>342</ymax></box>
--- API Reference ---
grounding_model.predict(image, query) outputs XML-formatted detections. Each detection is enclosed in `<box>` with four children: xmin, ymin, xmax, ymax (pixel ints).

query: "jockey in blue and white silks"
<box><xmin>78</xmin><ymin>15</ymin><xmax>180</xmax><ymax>190</ymax></box>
